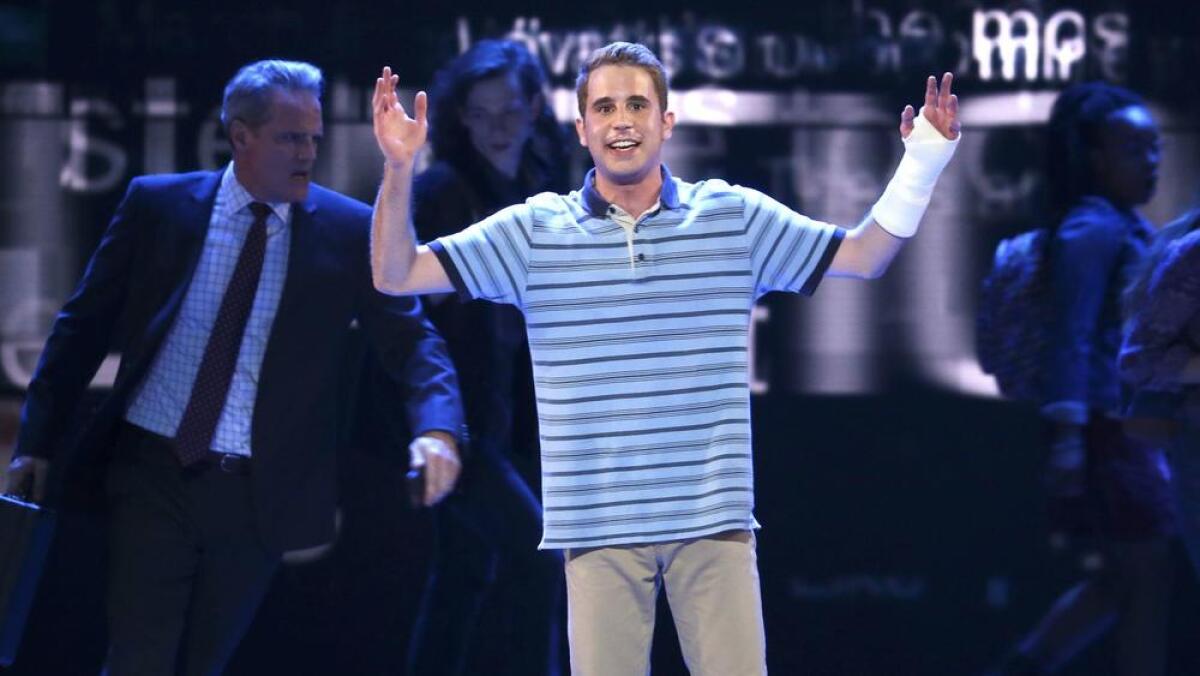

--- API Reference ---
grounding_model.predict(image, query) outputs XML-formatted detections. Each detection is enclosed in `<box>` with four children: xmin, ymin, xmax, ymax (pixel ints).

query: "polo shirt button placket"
<box><xmin>633</xmin><ymin>221</ymin><xmax>648</xmax><ymax>276</ymax></box>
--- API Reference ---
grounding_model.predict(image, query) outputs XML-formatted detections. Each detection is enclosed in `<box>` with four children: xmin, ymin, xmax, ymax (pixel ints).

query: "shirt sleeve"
<box><xmin>1120</xmin><ymin>231</ymin><xmax>1200</xmax><ymax>391</ymax></box>
<box><xmin>741</xmin><ymin>187</ymin><xmax>844</xmax><ymax>298</ymax></box>
<box><xmin>1040</xmin><ymin>205</ymin><xmax>1127</xmax><ymax>422</ymax></box>
<box><xmin>428</xmin><ymin>203</ymin><xmax>534</xmax><ymax>307</ymax></box>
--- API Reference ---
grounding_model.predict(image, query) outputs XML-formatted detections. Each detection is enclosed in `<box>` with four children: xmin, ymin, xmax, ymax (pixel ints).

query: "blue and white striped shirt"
<box><xmin>430</xmin><ymin>167</ymin><xmax>843</xmax><ymax>549</ymax></box>
<box><xmin>126</xmin><ymin>165</ymin><xmax>292</xmax><ymax>456</ymax></box>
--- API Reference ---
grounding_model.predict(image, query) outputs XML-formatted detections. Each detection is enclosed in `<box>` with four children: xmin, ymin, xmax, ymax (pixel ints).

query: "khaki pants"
<box><xmin>564</xmin><ymin>529</ymin><xmax>766</xmax><ymax>676</ymax></box>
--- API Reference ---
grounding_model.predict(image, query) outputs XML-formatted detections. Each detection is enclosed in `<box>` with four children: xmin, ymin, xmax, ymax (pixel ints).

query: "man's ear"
<box><xmin>229</xmin><ymin>119</ymin><xmax>251</xmax><ymax>151</ymax></box>
<box><xmin>530</xmin><ymin>92</ymin><xmax>544</xmax><ymax>119</ymax></box>
<box><xmin>662</xmin><ymin>110</ymin><xmax>676</xmax><ymax>140</ymax></box>
<box><xmin>575</xmin><ymin>116</ymin><xmax>588</xmax><ymax>148</ymax></box>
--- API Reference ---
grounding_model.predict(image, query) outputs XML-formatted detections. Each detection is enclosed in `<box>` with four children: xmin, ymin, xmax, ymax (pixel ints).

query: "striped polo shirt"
<box><xmin>429</xmin><ymin>166</ymin><xmax>844</xmax><ymax>549</ymax></box>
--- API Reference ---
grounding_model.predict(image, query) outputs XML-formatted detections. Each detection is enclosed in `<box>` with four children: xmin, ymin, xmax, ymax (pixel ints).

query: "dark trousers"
<box><xmin>102</xmin><ymin>424</ymin><xmax>279</xmax><ymax>676</ymax></box>
<box><xmin>406</xmin><ymin>448</ymin><xmax>563</xmax><ymax>676</ymax></box>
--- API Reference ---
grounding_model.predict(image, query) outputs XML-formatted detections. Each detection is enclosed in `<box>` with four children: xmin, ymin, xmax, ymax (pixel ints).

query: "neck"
<box><xmin>487</xmin><ymin>152</ymin><xmax>521</xmax><ymax>180</ymax></box>
<box><xmin>231</xmin><ymin>161</ymin><xmax>268</xmax><ymax>203</ymax></box>
<box><xmin>1099</xmin><ymin>194</ymin><xmax>1137</xmax><ymax>215</ymax></box>
<box><xmin>594</xmin><ymin>166</ymin><xmax>663</xmax><ymax>217</ymax></box>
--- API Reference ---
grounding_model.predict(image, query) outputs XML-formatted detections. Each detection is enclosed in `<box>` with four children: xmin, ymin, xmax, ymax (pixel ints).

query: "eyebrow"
<box><xmin>278</xmin><ymin>131</ymin><xmax>323</xmax><ymax>140</ymax></box>
<box><xmin>591</xmin><ymin>95</ymin><xmax>653</xmax><ymax>109</ymax></box>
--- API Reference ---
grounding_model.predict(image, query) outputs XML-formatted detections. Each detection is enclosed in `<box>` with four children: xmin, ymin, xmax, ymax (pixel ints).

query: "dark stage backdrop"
<box><xmin>1</xmin><ymin>1</ymin><xmax>1198</xmax><ymax>674</ymax></box>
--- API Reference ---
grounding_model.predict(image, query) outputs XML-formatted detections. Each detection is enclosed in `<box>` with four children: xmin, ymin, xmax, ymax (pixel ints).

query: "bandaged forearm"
<box><xmin>870</xmin><ymin>110</ymin><xmax>960</xmax><ymax>238</ymax></box>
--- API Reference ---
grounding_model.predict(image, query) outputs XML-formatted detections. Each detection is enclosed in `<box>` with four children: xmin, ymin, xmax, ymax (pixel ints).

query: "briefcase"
<box><xmin>0</xmin><ymin>494</ymin><xmax>56</xmax><ymax>666</ymax></box>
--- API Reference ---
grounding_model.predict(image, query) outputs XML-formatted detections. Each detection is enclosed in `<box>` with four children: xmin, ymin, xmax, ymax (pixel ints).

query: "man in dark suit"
<box><xmin>0</xmin><ymin>59</ymin><xmax>464</xmax><ymax>675</ymax></box>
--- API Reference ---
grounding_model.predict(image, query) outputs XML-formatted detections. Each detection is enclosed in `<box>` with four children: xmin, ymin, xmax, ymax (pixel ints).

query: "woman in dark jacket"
<box><xmin>405</xmin><ymin>39</ymin><xmax>569</xmax><ymax>676</ymax></box>
<box><xmin>992</xmin><ymin>82</ymin><xmax>1173</xmax><ymax>676</ymax></box>
<box><xmin>1121</xmin><ymin>209</ymin><xmax>1200</xmax><ymax>577</ymax></box>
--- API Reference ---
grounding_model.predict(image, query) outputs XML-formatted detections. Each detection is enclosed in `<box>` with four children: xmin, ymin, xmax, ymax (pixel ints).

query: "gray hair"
<box><xmin>221</xmin><ymin>60</ymin><xmax>323</xmax><ymax>131</ymax></box>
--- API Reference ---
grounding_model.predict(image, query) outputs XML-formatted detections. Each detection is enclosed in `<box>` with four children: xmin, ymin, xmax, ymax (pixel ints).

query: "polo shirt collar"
<box><xmin>580</xmin><ymin>164</ymin><xmax>680</xmax><ymax>219</ymax></box>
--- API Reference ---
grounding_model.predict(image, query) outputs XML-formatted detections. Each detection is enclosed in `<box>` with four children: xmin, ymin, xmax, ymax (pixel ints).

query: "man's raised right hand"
<box><xmin>372</xmin><ymin>66</ymin><xmax>428</xmax><ymax>167</ymax></box>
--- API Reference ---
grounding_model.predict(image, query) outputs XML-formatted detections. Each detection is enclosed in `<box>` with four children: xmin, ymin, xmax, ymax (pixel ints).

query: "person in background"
<box><xmin>404</xmin><ymin>39</ymin><xmax>568</xmax><ymax>676</ymax></box>
<box><xmin>989</xmin><ymin>81</ymin><xmax>1173</xmax><ymax>676</ymax></box>
<box><xmin>1121</xmin><ymin>208</ymin><xmax>1200</xmax><ymax>578</ymax></box>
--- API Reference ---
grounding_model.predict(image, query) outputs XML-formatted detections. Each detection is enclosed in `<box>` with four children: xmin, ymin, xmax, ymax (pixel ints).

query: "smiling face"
<box><xmin>230</xmin><ymin>87</ymin><xmax>322</xmax><ymax>203</ymax></box>
<box><xmin>1091</xmin><ymin>104</ymin><xmax>1161</xmax><ymax>209</ymax></box>
<box><xmin>575</xmin><ymin>64</ymin><xmax>675</xmax><ymax>190</ymax></box>
<box><xmin>460</xmin><ymin>72</ymin><xmax>539</xmax><ymax>178</ymax></box>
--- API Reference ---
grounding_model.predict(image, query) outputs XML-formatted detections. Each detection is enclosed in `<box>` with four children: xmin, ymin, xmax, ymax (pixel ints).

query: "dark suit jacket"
<box><xmin>13</xmin><ymin>170</ymin><xmax>463</xmax><ymax>551</ymax></box>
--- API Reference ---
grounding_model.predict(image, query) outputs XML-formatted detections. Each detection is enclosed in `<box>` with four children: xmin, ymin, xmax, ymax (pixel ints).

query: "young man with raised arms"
<box><xmin>370</xmin><ymin>42</ymin><xmax>960</xmax><ymax>676</ymax></box>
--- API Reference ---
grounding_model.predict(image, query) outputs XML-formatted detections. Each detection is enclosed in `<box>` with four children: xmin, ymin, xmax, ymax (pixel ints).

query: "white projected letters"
<box><xmin>972</xmin><ymin>9</ymin><xmax>1124</xmax><ymax>83</ymax></box>
<box><xmin>499</xmin><ymin>8</ymin><xmax>1127</xmax><ymax>86</ymax></box>
<box><xmin>60</xmin><ymin>99</ymin><xmax>127</xmax><ymax>193</ymax></box>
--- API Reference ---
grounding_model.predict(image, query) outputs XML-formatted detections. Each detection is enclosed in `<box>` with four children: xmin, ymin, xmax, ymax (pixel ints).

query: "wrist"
<box><xmin>1049</xmin><ymin>423</ymin><xmax>1084</xmax><ymax>445</ymax></box>
<box><xmin>383</xmin><ymin>158</ymin><xmax>416</xmax><ymax>175</ymax></box>
<box><xmin>871</xmin><ymin>111</ymin><xmax>959</xmax><ymax>238</ymax></box>
<box><xmin>1041</xmin><ymin>400</ymin><xmax>1089</xmax><ymax>426</ymax></box>
<box><xmin>420</xmin><ymin>429</ymin><xmax>459</xmax><ymax>452</ymax></box>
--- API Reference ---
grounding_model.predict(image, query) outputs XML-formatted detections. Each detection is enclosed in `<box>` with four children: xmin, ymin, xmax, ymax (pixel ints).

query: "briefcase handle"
<box><xmin>0</xmin><ymin>494</ymin><xmax>53</xmax><ymax>514</ymax></box>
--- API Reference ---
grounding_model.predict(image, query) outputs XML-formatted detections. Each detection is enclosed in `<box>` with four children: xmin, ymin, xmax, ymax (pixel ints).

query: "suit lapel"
<box><xmin>149</xmin><ymin>174</ymin><xmax>221</xmax><ymax>331</ymax></box>
<box><xmin>136</xmin><ymin>174</ymin><xmax>221</xmax><ymax>356</ymax></box>
<box><xmin>111</xmin><ymin>173</ymin><xmax>220</xmax><ymax>410</ymax></box>
<box><xmin>252</xmin><ymin>196</ymin><xmax>322</xmax><ymax>449</ymax></box>
<box><xmin>265</xmin><ymin>197</ymin><xmax>321</xmax><ymax>353</ymax></box>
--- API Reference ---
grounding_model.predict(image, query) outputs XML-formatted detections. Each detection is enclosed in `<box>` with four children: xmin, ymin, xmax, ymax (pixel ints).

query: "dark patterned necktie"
<box><xmin>173</xmin><ymin>202</ymin><xmax>272</xmax><ymax>466</ymax></box>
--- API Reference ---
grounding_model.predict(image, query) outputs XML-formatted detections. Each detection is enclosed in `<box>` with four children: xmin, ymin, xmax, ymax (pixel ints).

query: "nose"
<box><xmin>487</xmin><ymin>113</ymin><xmax>510</xmax><ymax>134</ymax></box>
<box><xmin>296</xmin><ymin>136</ymin><xmax>317</xmax><ymax>161</ymax></box>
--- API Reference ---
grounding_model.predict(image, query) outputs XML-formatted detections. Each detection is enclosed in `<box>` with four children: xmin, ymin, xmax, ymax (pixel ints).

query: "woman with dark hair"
<box><xmin>405</xmin><ymin>39</ymin><xmax>568</xmax><ymax>676</ymax></box>
<box><xmin>990</xmin><ymin>82</ymin><xmax>1173</xmax><ymax>676</ymax></box>
<box><xmin>1121</xmin><ymin>209</ymin><xmax>1200</xmax><ymax>577</ymax></box>
<box><xmin>424</xmin><ymin>40</ymin><xmax>567</xmax><ymax>186</ymax></box>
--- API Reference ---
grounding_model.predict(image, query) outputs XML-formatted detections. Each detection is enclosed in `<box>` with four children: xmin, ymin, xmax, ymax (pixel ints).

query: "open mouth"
<box><xmin>607</xmin><ymin>139</ymin><xmax>640</xmax><ymax>151</ymax></box>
